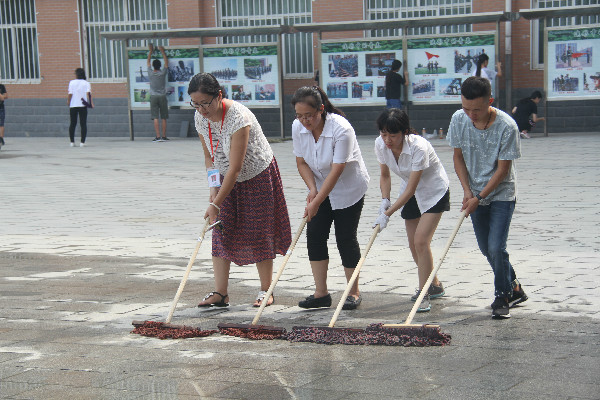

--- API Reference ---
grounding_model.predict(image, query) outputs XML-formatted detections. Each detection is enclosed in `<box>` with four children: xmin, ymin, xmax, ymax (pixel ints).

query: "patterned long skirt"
<box><xmin>212</xmin><ymin>157</ymin><xmax>292</xmax><ymax>266</ymax></box>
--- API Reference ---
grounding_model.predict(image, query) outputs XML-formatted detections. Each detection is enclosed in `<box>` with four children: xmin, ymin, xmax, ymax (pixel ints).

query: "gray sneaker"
<box><xmin>416</xmin><ymin>294</ymin><xmax>431</xmax><ymax>313</ymax></box>
<box><xmin>410</xmin><ymin>282</ymin><xmax>445</xmax><ymax>301</ymax></box>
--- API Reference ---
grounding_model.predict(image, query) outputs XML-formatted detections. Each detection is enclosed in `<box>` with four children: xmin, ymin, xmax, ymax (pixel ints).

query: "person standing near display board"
<box><xmin>384</xmin><ymin>59</ymin><xmax>409</xmax><ymax>109</ymax></box>
<box><xmin>147</xmin><ymin>43</ymin><xmax>169</xmax><ymax>142</ymax></box>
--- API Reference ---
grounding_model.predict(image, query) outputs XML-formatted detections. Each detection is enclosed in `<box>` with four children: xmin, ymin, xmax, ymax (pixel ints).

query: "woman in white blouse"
<box><xmin>373</xmin><ymin>108</ymin><xmax>450</xmax><ymax>313</ymax></box>
<box><xmin>291</xmin><ymin>86</ymin><xmax>370</xmax><ymax>311</ymax></box>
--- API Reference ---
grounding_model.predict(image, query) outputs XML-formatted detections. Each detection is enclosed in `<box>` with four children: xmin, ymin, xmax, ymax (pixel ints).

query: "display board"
<box><xmin>546</xmin><ymin>25</ymin><xmax>600</xmax><ymax>100</ymax></box>
<box><xmin>127</xmin><ymin>47</ymin><xmax>200</xmax><ymax>109</ymax></box>
<box><xmin>320</xmin><ymin>39</ymin><xmax>403</xmax><ymax>105</ymax></box>
<box><xmin>406</xmin><ymin>33</ymin><xmax>496</xmax><ymax>103</ymax></box>
<box><xmin>201</xmin><ymin>43</ymin><xmax>280</xmax><ymax>107</ymax></box>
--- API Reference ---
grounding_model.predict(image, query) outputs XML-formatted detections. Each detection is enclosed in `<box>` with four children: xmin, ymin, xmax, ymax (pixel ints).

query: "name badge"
<box><xmin>207</xmin><ymin>168</ymin><xmax>221</xmax><ymax>187</ymax></box>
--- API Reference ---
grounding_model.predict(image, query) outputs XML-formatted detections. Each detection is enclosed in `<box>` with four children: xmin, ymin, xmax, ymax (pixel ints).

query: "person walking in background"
<box><xmin>147</xmin><ymin>44</ymin><xmax>169</xmax><ymax>142</ymax></box>
<box><xmin>473</xmin><ymin>53</ymin><xmax>502</xmax><ymax>89</ymax></box>
<box><xmin>384</xmin><ymin>60</ymin><xmax>408</xmax><ymax>109</ymax></box>
<box><xmin>512</xmin><ymin>90</ymin><xmax>545</xmax><ymax>139</ymax></box>
<box><xmin>447</xmin><ymin>76</ymin><xmax>528</xmax><ymax>320</ymax></box>
<box><xmin>67</xmin><ymin>68</ymin><xmax>93</xmax><ymax>147</ymax></box>
<box><xmin>291</xmin><ymin>86</ymin><xmax>370</xmax><ymax>311</ymax></box>
<box><xmin>0</xmin><ymin>82</ymin><xmax>7</xmax><ymax>146</ymax></box>
<box><xmin>373</xmin><ymin>108</ymin><xmax>450</xmax><ymax>313</ymax></box>
<box><xmin>189</xmin><ymin>73</ymin><xmax>291</xmax><ymax>309</ymax></box>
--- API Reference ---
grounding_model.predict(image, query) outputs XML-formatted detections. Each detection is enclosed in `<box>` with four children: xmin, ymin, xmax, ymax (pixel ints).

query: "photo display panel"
<box><xmin>202</xmin><ymin>44</ymin><xmax>280</xmax><ymax>107</ymax></box>
<box><xmin>406</xmin><ymin>33</ymin><xmax>496</xmax><ymax>103</ymax></box>
<box><xmin>320</xmin><ymin>39</ymin><xmax>403</xmax><ymax>105</ymax></box>
<box><xmin>547</xmin><ymin>26</ymin><xmax>600</xmax><ymax>100</ymax></box>
<box><xmin>128</xmin><ymin>47</ymin><xmax>200</xmax><ymax>109</ymax></box>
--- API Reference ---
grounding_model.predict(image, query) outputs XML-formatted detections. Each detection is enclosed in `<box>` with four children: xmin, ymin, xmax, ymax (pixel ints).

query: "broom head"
<box><xmin>131</xmin><ymin>320</ymin><xmax>217</xmax><ymax>340</ymax></box>
<box><xmin>217</xmin><ymin>322</ymin><xmax>287</xmax><ymax>340</ymax></box>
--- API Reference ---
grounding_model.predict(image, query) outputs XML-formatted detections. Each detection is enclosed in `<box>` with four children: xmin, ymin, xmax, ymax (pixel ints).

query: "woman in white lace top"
<box><xmin>189</xmin><ymin>73</ymin><xmax>291</xmax><ymax>308</ymax></box>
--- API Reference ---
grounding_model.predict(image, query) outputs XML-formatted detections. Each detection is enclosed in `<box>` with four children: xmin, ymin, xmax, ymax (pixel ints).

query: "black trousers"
<box><xmin>69</xmin><ymin>107</ymin><xmax>88</xmax><ymax>143</ymax></box>
<box><xmin>306</xmin><ymin>196</ymin><xmax>364</xmax><ymax>268</ymax></box>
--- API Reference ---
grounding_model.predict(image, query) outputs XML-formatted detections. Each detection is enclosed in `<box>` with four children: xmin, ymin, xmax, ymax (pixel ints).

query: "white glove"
<box><xmin>373</xmin><ymin>213</ymin><xmax>390</xmax><ymax>231</ymax></box>
<box><xmin>379</xmin><ymin>198</ymin><xmax>391</xmax><ymax>215</ymax></box>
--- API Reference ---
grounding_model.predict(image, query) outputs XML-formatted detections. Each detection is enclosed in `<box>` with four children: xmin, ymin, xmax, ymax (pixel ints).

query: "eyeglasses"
<box><xmin>190</xmin><ymin>95</ymin><xmax>217</xmax><ymax>110</ymax></box>
<box><xmin>295</xmin><ymin>111</ymin><xmax>319</xmax><ymax>121</ymax></box>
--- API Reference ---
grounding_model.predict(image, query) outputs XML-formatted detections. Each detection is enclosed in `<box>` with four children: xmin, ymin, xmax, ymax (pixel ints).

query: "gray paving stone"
<box><xmin>1</xmin><ymin>134</ymin><xmax>599</xmax><ymax>398</ymax></box>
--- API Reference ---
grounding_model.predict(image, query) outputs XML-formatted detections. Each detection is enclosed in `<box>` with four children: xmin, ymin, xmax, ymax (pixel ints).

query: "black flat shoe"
<box><xmin>342</xmin><ymin>295</ymin><xmax>362</xmax><ymax>310</ymax></box>
<box><xmin>298</xmin><ymin>293</ymin><xmax>332</xmax><ymax>309</ymax></box>
<box><xmin>198</xmin><ymin>291</ymin><xmax>229</xmax><ymax>308</ymax></box>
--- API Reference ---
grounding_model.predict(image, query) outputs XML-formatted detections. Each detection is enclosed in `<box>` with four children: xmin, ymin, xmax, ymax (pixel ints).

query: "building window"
<box><xmin>0</xmin><ymin>0</ymin><xmax>40</xmax><ymax>83</ymax></box>
<box><xmin>219</xmin><ymin>0</ymin><xmax>313</xmax><ymax>77</ymax></box>
<box><xmin>532</xmin><ymin>0</ymin><xmax>599</xmax><ymax>69</ymax></box>
<box><xmin>81</xmin><ymin>0</ymin><xmax>169</xmax><ymax>81</ymax></box>
<box><xmin>366</xmin><ymin>0</ymin><xmax>472</xmax><ymax>37</ymax></box>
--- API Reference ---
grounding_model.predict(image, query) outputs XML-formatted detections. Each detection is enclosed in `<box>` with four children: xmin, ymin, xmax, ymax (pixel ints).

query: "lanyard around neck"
<box><xmin>208</xmin><ymin>101</ymin><xmax>226</xmax><ymax>163</ymax></box>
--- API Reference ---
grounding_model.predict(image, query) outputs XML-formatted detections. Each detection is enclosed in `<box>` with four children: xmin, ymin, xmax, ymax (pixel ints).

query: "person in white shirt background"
<box><xmin>373</xmin><ymin>108</ymin><xmax>450</xmax><ymax>313</ymax></box>
<box><xmin>67</xmin><ymin>68</ymin><xmax>93</xmax><ymax>147</ymax></box>
<box><xmin>291</xmin><ymin>86</ymin><xmax>370</xmax><ymax>311</ymax></box>
<box><xmin>473</xmin><ymin>53</ymin><xmax>502</xmax><ymax>89</ymax></box>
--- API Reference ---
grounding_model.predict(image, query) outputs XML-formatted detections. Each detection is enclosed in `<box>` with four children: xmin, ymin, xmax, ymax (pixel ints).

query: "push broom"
<box><xmin>217</xmin><ymin>217</ymin><xmax>308</xmax><ymax>340</ymax></box>
<box><xmin>132</xmin><ymin>219</ymin><xmax>218</xmax><ymax>339</ymax></box>
<box><xmin>364</xmin><ymin>210</ymin><xmax>466</xmax><ymax>346</ymax></box>
<box><xmin>287</xmin><ymin>225</ymin><xmax>380</xmax><ymax>345</ymax></box>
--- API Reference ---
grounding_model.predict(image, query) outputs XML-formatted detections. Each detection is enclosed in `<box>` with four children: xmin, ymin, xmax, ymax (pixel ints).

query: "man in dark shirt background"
<box><xmin>384</xmin><ymin>59</ymin><xmax>408</xmax><ymax>109</ymax></box>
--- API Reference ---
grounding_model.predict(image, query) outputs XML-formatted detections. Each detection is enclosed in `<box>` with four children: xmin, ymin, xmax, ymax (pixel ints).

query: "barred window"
<box><xmin>366</xmin><ymin>0</ymin><xmax>472</xmax><ymax>37</ymax></box>
<box><xmin>532</xmin><ymin>0</ymin><xmax>599</xmax><ymax>69</ymax></box>
<box><xmin>81</xmin><ymin>0</ymin><xmax>169</xmax><ymax>81</ymax></box>
<box><xmin>219</xmin><ymin>0</ymin><xmax>313</xmax><ymax>77</ymax></box>
<box><xmin>0</xmin><ymin>0</ymin><xmax>40</xmax><ymax>82</ymax></box>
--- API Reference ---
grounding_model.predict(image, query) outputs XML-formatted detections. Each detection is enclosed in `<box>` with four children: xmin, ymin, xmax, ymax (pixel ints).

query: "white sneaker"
<box><xmin>70</xmin><ymin>142</ymin><xmax>75</xmax><ymax>147</ymax></box>
<box><xmin>520</xmin><ymin>131</ymin><xmax>531</xmax><ymax>139</ymax></box>
<box><xmin>80</xmin><ymin>143</ymin><xmax>86</xmax><ymax>147</ymax></box>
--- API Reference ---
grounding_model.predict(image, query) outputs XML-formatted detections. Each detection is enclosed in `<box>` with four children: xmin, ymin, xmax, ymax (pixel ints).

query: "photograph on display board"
<box><xmin>133</xmin><ymin>88</ymin><xmax>150</xmax><ymax>103</ymax></box>
<box><xmin>135</xmin><ymin>65</ymin><xmax>149</xmax><ymax>82</ymax></box>
<box><xmin>454</xmin><ymin>48</ymin><xmax>488</xmax><ymax>73</ymax></box>
<box><xmin>208</xmin><ymin>59</ymin><xmax>238</xmax><ymax>81</ymax></box>
<box><xmin>328</xmin><ymin>55</ymin><xmax>359</xmax><ymax>78</ymax></box>
<box><xmin>414</xmin><ymin>51</ymin><xmax>446</xmax><ymax>74</ymax></box>
<box><xmin>365</xmin><ymin>53</ymin><xmax>396</xmax><ymax>76</ymax></box>
<box><xmin>256</xmin><ymin>84</ymin><xmax>275</xmax><ymax>100</ymax></box>
<box><xmin>244</xmin><ymin>58</ymin><xmax>272</xmax><ymax>80</ymax></box>
<box><xmin>440</xmin><ymin>78</ymin><xmax>462</xmax><ymax>96</ymax></box>
<box><xmin>326</xmin><ymin>82</ymin><xmax>348</xmax><ymax>98</ymax></box>
<box><xmin>232</xmin><ymin>85</ymin><xmax>252</xmax><ymax>101</ymax></box>
<box><xmin>551</xmin><ymin>74</ymin><xmax>579</xmax><ymax>92</ymax></box>
<box><xmin>584</xmin><ymin>72</ymin><xmax>600</xmax><ymax>91</ymax></box>
<box><xmin>352</xmin><ymin>81</ymin><xmax>374</xmax><ymax>98</ymax></box>
<box><xmin>554</xmin><ymin>43</ymin><xmax>593</xmax><ymax>69</ymax></box>
<box><xmin>168</xmin><ymin>59</ymin><xmax>195</xmax><ymax>82</ymax></box>
<box><xmin>377</xmin><ymin>85</ymin><xmax>386</xmax><ymax>97</ymax></box>
<box><xmin>412</xmin><ymin>79</ymin><xmax>436</xmax><ymax>96</ymax></box>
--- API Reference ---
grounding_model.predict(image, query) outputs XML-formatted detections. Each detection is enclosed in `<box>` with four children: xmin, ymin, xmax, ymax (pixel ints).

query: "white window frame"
<box><xmin>218</xmin><ymin>0</ymin><xmax>314</xmax><ymax>78</ymax></box>
<box><xmin>365</xmin><ymin>0</ymin><xmax>472</xmax><ymax>38</ymax></box>
<box><xmin>80</xmin><ymin>0</ymin><xmax>169</xmax><ymax>82</ymax></box>
<box><xmin>531</xmin><ymin>0</ymin><xmax>599</xmax><ymax>70</ymax></box>
<box><xmin>0</xmin><ymin>0</ymin><xmax>41</xmax><ymax>83</ymax></box>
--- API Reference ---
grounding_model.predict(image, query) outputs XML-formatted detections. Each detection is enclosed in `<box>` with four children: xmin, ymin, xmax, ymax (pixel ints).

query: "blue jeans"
<box><xmin>470</xmin><ymin>201</ymin><xmax>517</xmax><ymax>298</ymax></box>
<box><xmin>386</xmin><ymin>99</ymin><xmax>402</xmax><ymax>109</ymax></box>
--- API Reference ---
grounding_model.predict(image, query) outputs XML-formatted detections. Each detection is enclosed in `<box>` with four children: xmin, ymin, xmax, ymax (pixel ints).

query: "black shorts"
<box><xmin>401</xmin><ymin>189</ymin><xmax>450</xmax><ymax>220</ymax></box>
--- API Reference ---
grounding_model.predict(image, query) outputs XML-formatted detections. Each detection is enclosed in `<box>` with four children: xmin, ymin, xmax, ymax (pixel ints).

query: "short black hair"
<box><xmin>530</xmin><ymin>90</ymin><xmax>543</xmax><ymax>100</ymax></box>
<box><xmin>391</xmin><ymin>59</ymin><xmax>402</xmax><ymax>71</ymax></box>
<box><xmin>152</xmin><ymin>59</ymin><xmax>162</xmax><ymax>70</ymax></box>
<box><xmin>376</xmin><ymin>108</ymin><xmax>411</xmax><ymax>135</ymax></box>
<box><xmin>461</xmin><ymin>76</ymin><xmax>491</xmax><ymax>100</ymax></box>
<box><xmin>75</xmin><ymin>68</ymin><xmax>86</xmax><ymax>80</ymax></box>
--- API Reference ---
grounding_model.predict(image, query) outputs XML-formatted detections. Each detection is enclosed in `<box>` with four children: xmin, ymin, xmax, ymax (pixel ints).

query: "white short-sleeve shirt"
<box><xmin>374</xmin><ymin>134</ymin><xmax>449</xmax><ymax>213</ymax></box>
<box><xmin>292</xmin><ymin>113</ymin><xmax>369</xmax><ymax>210</ymax></box>
<box><xmin>68</xmin><ymin>79</ymin><xmax>91</xmax><ymax>108</ymax></box>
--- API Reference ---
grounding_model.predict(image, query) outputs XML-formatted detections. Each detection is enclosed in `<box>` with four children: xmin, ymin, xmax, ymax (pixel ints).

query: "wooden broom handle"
<box><xmin>328</xmin><ymin>226</ymin><xmax>379</xmax><ymax>328</ymax></box>
<box><xmin>165</xmin><ymin>219</ymin><xmax>211</xmax><ymax>324</ymax></box>
<box><xmin>251</xmin><ymin>217</ymin><xmax>308</xmax><ymax>325</ymax></box>
<box><xmin>402</xmin><ymin>210</ymin><xmax>466</xmax><ymax>326</ymax></box>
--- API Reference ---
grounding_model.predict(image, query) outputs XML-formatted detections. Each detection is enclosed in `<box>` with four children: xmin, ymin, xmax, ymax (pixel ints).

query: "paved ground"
<box><xmin>0</xmin><ymin>132</ymin><xmax>599</xmax><ymax>399</ymax></box>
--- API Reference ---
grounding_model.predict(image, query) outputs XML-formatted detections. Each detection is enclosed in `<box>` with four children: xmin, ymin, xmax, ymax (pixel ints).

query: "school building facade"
<box><xmin>1</xmin><ymin>0</ymin><xmax>599</xmax><ymax>139</ymax></box>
